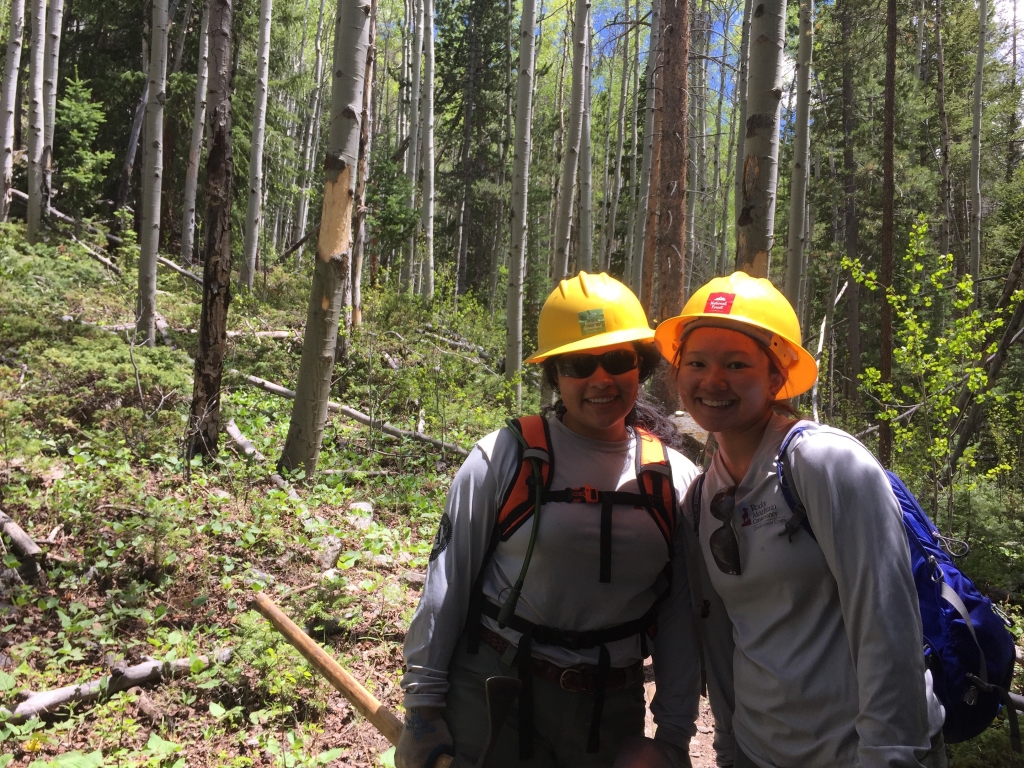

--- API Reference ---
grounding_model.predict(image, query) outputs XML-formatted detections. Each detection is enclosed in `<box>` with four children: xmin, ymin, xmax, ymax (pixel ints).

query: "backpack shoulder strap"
<box><xmin>777</xmin><ymin>424</ymin><xmax>817</xmax><ymax>543</ymax></box>
<box><xmin>496</xmin><ymin>415</ymin><xmax>553</xmax><ymax>541</ymax></box>
<box><xmin>634</xmin><ymin>427</ymin><xmax>676</xmax><ymax>549</ymax></box>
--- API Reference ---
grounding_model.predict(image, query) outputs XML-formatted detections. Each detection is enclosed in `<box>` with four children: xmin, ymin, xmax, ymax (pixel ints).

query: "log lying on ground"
<box><xmin>0</xmin><ymin>655</ymin><xmax>215</xmax><ymax>723</ymax></box>
<box><xmin>69</xmin><ymin>234</ymin><xmax>121</xmax><ymax>275</ymax></box>
<box><xmin>420</xmin><ymin>329</ymin><xmax>492</xmax><ymax>359</ymax></box>
<box><xmin>229</xmin><ymin>370</ymin><xmax>469</xmax><ymax>457</ymax></box>
<box><xmin>0</xmin><ymin>511</ymin><xmax>42</xmax><ymax>559</ymax></box>
<box><xmin>223</xmin><ymin>419</ymin><xmax>301</xmax><ymax>501</ymax></box>
<box><xmin>225</xmin><ymin>329</ymin><xmax>300</xmax><ymax>339</ymax></box>
<box><xmin>155</xmin><ymin>255</ymin><xmax>202</xmax><ymax>285</ymax></box>
<box><xmin>9</xmin><ymin>190</ymin><xmax>122</xmax><ymax>246</ymax></box>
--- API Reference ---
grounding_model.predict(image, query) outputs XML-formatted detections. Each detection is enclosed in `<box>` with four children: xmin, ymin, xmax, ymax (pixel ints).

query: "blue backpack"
<box><xmin>775</xmin><ymin>426</ymin><xmax>1020</xmax><ymax>751</ymax></box>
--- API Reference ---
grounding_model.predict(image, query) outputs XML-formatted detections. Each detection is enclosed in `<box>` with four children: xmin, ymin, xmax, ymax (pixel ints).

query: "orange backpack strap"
<box><xmin>635</xmin><ymin>428</ymin><xmax>676</xmax><ymax>550</ymax></box>
<box><xmin>496</xmin><ymin>415</ymin><xmax>553</xmax><ymax>541</ymax></box>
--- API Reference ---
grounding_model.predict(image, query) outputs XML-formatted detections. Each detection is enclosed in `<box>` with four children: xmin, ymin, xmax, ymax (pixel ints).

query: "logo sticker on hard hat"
<box><xmin>577</xmin><ymin>308</ymin><xmax>607</xmax><ymax>336</ymax></box>
<box><xmin>704</xmin><ymin>292</ymin><xmax>736</xmax><ymax>314</ymax></box>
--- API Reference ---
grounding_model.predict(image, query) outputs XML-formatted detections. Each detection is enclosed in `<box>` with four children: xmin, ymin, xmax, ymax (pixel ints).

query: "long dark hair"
<box><xmin>541</xmin><ymin>342</ymin><xmax>686</xmax><ymax>449</ymax></box>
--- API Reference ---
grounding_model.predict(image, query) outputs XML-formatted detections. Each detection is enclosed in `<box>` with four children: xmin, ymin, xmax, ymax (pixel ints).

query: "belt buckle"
<box><xmin>569</xmin><ymin>485</ymin><xmax>599</xmax><ymax>504</ymax></box>
<box><xmin>558</xmin><ymin>666</ymin><xmax>589</xmax><ymax>693</ymax></box>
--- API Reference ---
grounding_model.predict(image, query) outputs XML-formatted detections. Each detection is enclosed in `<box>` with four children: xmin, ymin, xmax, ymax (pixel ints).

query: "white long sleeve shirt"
<box><xmin>681</xmin><ymin>415</ymin><xmax>943</xmax><ymax>768</ymax></box>
<box><xmin>401</xmin><ymin>414</ymin><xmax>702</xmax><ymax>747</ymax></box>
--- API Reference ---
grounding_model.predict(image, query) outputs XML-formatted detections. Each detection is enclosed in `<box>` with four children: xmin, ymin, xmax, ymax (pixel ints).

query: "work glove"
<box><xmin>395</xmin><ymin>706</ymin><xmax>455</xmax><ymax>768</ymax></box>
<box><xmin>612</xmin><ymin>735</ymin><xmax>693</xmax><ymax>768</ymax></box>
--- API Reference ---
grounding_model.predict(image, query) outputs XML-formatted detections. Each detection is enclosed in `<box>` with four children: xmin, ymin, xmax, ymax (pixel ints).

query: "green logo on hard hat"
<box><xmin>578</xmin><ymin>308</ymin><xmax>607</xmax><ymax>337</ymax></box>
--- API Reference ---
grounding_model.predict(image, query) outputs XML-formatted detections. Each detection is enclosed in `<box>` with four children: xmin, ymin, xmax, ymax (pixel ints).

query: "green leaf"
<box><xmin>0</xmin><ymin>670</ymin><xmax>15</xmax><ymax>692</ymax></box>
<box><xmin>316</xmin><ymin>748</ymin><xmax>345</xmax><ymax>764</ymax></box>
<box><xmin>208</xmin><ymin>701</ymin><xmax>226</xmax><ymax>718</ymax></box>
<box><xmin>377</xmin><ymin>746</ymin><xmax>396</xmax><ymax>768</ymax></box>
<box><xmin>145</xmin><ymin>733</ymin><xmax>181</xmax><ymax>755</ymax></box>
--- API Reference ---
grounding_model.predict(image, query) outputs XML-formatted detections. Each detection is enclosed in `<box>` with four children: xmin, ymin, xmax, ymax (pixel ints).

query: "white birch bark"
<box><xmin>630</xmin><ymin>0</ymin><xmax>659</xmax><ymax>293</ymax></box>
<box><xmin>552</xmin><ymin>0</ymin><xmax>591</xmax><ymax>281</ymax></box>
<box><xmin>402</xmin><ymin>0</ymin><xmax>422</xmax><ymax>283</ymax></box>
<box><xmin>505</xmin><ymin>0</ymin><xmax>537</xmax><ymax>411</ymax></box>
<box><xmin>25</xmin><ymin>0</ymin><xmax>44</xmax><ymax>241</ymax></box>
<box><xmin>181</xmin><ymin>0</ymin><xmax>210</xmax><ymax>265</ymax></box>
<box><xmin>294</xmin><ymin>0</ymin><xmax>327</xmax><ymax>243</ymax></box>
<box><xmin>42</xmin><ymin>0</ymin><xmax>63</xmax><ymax>210</ymax></box>
<box><xmin>239</xmin><ymin>0</ymin><xmax>274</xmax><ymax>289</ymax></box>
<box><xmin>624</xmin><ymin>7</ymin><xmax>640</xmax><ymax>279</ymax></box>
<box><xmin>784</xmin><ymin>0</ymin><xmax>812</xmax><ymax>304</ymax></box>
<box><xmin>280</xmin><ymin>0</ymin><xmax>370</xmax><ymax>479</ymax></box>
<box><xmin>970</xmin><ymin>0</ymin><xmax>986</xmax><ymax>297</ymax></box>
<box><xmin>420</xmin><ymin>0</ymin><xmax>435</xmax><ymax>299</ymax></box>
<box><xmin>0</xmin><ymin>0</ymin><xmax>25</xmax><ymax>221</ymax></box>
<box><xmin>137</xmin><ymin>0</ymin><xmax>170</xmax><ymax>346</ymax></box>
<box><xmin>603</xmin><ymin>12</ymin><xmax>628</xmax><ymax>272</ymax></box>
<box><xmin>732</xmin><ymin>0</ymin><xmax>752</xmax><ymax>250</ymax></box>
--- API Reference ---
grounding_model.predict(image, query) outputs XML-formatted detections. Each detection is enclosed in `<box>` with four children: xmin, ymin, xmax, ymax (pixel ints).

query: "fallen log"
<box><xmin>0</xmin><ymin>511</ymin><xmax>42</xmax><ymax>559</ymax></box>
<box><xmin>420</xmin><ymin>329</ymin><xmax>492</xmax><ymax>359</ymax></box>
<box><xmin>0</xmin><ymin>655</ymin><xmax>210</xmax><ymax>723</ymax></box>
<box><xmin>9</xmin><ymin>190</ymin><xmax>123</xmax><ymax>246</ymax></box>
<box><xmin>229</xmin><ymin>370</ymin><xmax>469</xmax><ymax>457</ymax></box>
<box><xmin>278</xmin><ymin>225</ymin><xmax>320</xmax><ymax>262</ymax></box>
<box><xmin>155</xmin><ymin>255</ymin><xmax>202</xmax><ymax>285</ymax></box>
<box><xmin>225</xmin><ymin>329</ymin><xmax>300</xmax><ymax>340</ymax></box>
<box><xmin>69</xmin><ymin>234</ymin><xmax>121</xmax><ymax>276</ymax></box>
<box><xmin>223</xmin><ymin>419</ymin><xmax>300</xmax><ymax>501</ymax></box>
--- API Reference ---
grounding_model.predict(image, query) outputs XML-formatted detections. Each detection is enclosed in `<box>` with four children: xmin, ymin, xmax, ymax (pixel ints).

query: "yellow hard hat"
<box><xmin>654</xmin><ymin>271</ymin><xmax>818</xmax><ymax>398</ymax></box>
<box><xmin>526</xmin><ymin>271</ymin><xmax>654</xmax><ymax>363</ymax></box>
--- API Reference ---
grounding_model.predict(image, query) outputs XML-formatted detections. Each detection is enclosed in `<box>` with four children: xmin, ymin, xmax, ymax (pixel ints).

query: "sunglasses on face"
<box><xmin>554</xmin><ymin>349</ymin><xmax>640</xmax><ymax>379</ymax></box>
<box><xmin>709</xmin><ymin>486</ymin><xmax>742</xmax><ymax>575</ymax></box>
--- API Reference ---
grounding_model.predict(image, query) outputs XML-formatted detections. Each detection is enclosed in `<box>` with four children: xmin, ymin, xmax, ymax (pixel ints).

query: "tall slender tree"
<box><xmin>578</xmin><ymin>24</ymin><xmax>593</xmax><ymax>271</ymax></box>
<box><xmin>935</xmin><ymin>0</ymin><xmax>951</xmax><ymax>262</ymax></box>
<box><xmin>41</xmin><ymin>0</ymin><xmax>64</xmax><ymax>210</ymax></box>
<box><xmin>552</xmin><ymin>0</ymin><xmax>591</xmax><ymax>281</ymax></box>
<box><xmin>26</xmin><ymin>0</ymin><xmax>45</xmax><ymax>242</ymax></box>
<box><xmin>187</xmin><ymin>0</ymin><xmax>234</xmax><ymax>459</ymax></box>
<box><xmin>879</xmin><ymin>0</ymin><xmax>896</xmax><ymax>466</ymax></box>
<box><xmin>181</xmin><ymin>0</ymin><xmax>210</xmax><ymax>265</ymax></box>
<box><xmin>505</xmin><ymin>0</ymin><xmax>538</xmax><ymax>411</ymax></box>
<box><xmin>604</xmin><ymin>7</ymin><xmax>628</xmax><ymax>272</ymax></box>
<box><xmin>732</xmin><ymin>0</ymin><xmax>752</xmax><ymax>245</ymax></box>
<box><xmin>279</xmin><ymin>0</ymin><xmax>371</xmax><ymax>480</ymax></box>
<box><xmin>632</xmin><ymin>0</ymin><xmax>660</xmax><ymax>297</ymax></box>
<box><xmin>137</xmin><ymin>0</ymin><xmax>170</xmax><ymax>347</ymax></box>
<box><xmin>969</xmin><ymin>0</ymin><xmax>986</xmax><ymax>300</ymax></box>
<box><xmin>784</xmin><ymin>0</ymin><xmax>812</xmax><ymax>305</ymax></box>
<box><xmin>239</xmin><ymin>0</ymin><xmax>274</xmax><ymax>289</ymax></box>
<box><xmin>419</xmin><ymin>0</ymin><xmax>435</xmax><ymax>299</ymax></box>
<box><xmin>0</xmin><ymin>0</ymin><xmax>25</xmax><ymax>222</ymax></box>
<box><xmin>353</xmin><ymin>0</ymin><xmax>378</xmax><ymax>322</ymax></box>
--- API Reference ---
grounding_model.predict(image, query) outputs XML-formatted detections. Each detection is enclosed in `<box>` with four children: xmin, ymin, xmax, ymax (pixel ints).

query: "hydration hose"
<box><xmin>497</xmin><ymin>419</ymin><xmax>543</xmax><ymax>629</ymax></box>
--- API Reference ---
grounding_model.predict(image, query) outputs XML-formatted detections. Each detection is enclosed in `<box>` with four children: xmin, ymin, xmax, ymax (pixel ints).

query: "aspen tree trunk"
<box><xmin>552</xmin><ymin>0</ymin><xmax>591</xmax><ymax>281</ymax></box>
<box><xmin>170</xmin><ymin>0</ymin><xmax>193</xmax><ymax>73</ymax></box>
<box><xmin>279</xmin><ymin>0</ymin><xmax>370</xmax><ymax>480</ymax></box>
<box><xmin>879</xmin><ymin>0</ymin><xmax>895</xmax><ymax>466</ymax></box>
<box><xmin>25</xmin><ymin>0</ymin><xmax>44</xmax><ymax>242</ymax></box>
<box><xmin>578</xmin><ymin>27</ymin><xmax>594</xmax><ymax>272</ymax></box>
<box><xmin>488</xmin><ymin>0</ymin><xmax>514</xmax><ymax>311</ymax></box>
<box><xmin>735</xmin><ymin>0</ymin><xmax>784</xmax><ymax>276</ymax></box>
<box><xmin>969</xmin><ymin>0</ymin><xmax>985</xmax><ymax>299</ymax></box>
<box><xmin>137</xmin><ymin>0</ymin><xmax>169</xmax><ymax>347</ymax></box>
<box><xmin>935</xmin><ymin>0</ymin><xmax>951</xmax><ymax>261</ymax></box>
<box><xmin>709</xmin><ymin>8</ymin><xmax>728</xmax><ymax>268</ymax></box>
<box><xmin>641</xmin><ymin>43</ymin><xmax>663</xmax><ymax>313</ymax></box>
<box><xmin>41</xmin><ymin>0</ymin><xmax>64</xmax><ymax>211</ymax></box>
<box><xmin>239</xmin><ymin>0</ymin><xmax>273</xmax><ymax>289</ymax></box>
<box><xmin>915</xmin><ymin>0</ymin><xmax>925</xmax><ymax>80</ymax></box>
<box><xmin>732</xmin><ymin>0</ymin><xmax>752</xmax><ymax>249</ymax></box>
<box><xmin>187</xmin><ymin>0</ymin><xmax>234</xmax><ymax>460</ymax></box>
<box><xmin>719</xmin><ymin>92</ymin><xmax>737</xmax><ymax>273</ymax></box>
<box><xmin>658</xmin><ymin>0</ymin><xmax>690</xmax><ymax>318</ymax></box>
<box><xmin>505</xmin><ymin>0</ymin><xmax>537</xmax><ymax>411</ymax></box>
<box><xmin>453</xmin><ymin>16</ymin><xmax>478</xmax><ymax>298</ymax></box>
<box><xmin>631</xmin><ymin>0</ymin><xmax>660</xmax><ymax>296</ymax></box>
<box><xmin>841</xmin><ymin>0</ymin><xmax>860</xmax><ymax>398</ymax></box>
<box><xmin>294</xmin><ymin>0</ymin><xmax>327</xmax><ymax>243</ymax></box>
<box><xmin>597</xmin><ymin>46</ymin><xmax>613</xmax><ymax>270</ymax></box>
<box><xmin>550</xmin><ymin>15</ymin><xmax>569</xmax><ymax>272</ymax></box>
<box><xmin>181</xmin><ymin>0</ymin><xmax>210</xmax><ymax>265</ymax></box>
<box><xmin>625</xmin><ymin>8</ymin><xmax>640</xmax><ymax>279</ymax></box>
<box><xmin>784</xmin><ymin>0</ymin><xmax>812</xmax><ymax>305</ymax></box>
<box><xmin>0</xmin><ymin>0</ymin><xmax>25</xmax><ymax>222</ymax></box>
<box><xmin>418</xmin><ymin>0</ymin><xmax>433</xmax><ymax>300</ymax></box>
<box><xmin>353</xmin><ymin>0</ymin><xmax>378</xmax><ymax>321</ymax></box>
<box><xmin>401</xmin><ymin>0</ymin><xmax>422</xmax><ymax>285</ymax></box>
<box><xmin>604</xmin><ymin>13</ymin><xmax>628</xmax><ymax>272</ymax></box>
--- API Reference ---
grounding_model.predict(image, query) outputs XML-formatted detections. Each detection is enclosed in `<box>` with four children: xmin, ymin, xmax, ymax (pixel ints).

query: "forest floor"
<box><xmin>0</xmin><ymin>224</ymin><xmax>1021</xmax><ymax>767</ymax></box>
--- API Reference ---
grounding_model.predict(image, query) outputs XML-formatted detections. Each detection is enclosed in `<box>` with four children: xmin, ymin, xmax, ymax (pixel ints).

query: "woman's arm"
<box><xmin>789</xmin><ymin>432</ymin><xmax>932</xmax><ymax>768</ymax></box>
<box><xmin>401</xmin><ymin>428</ymin><xmax>518</xmax><ymax>708</ymax></box>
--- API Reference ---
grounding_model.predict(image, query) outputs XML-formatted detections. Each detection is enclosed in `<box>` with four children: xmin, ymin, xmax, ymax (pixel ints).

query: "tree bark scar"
<box><xmin>754</xmin><ymin>2</ymin><xmax>765</xmax><ymax>16</ymax></box>
<box><xmin>746</xmin><ymin>113</ymin><xmax>775</xmax><ymax>138</ymax></box>
<box><xmin>743</xmin><ymin>154</ymin><xmax>759</xmax><ymax>197</ymax></box>
<box><xmin>324</xmin><ymin>153</ymin><xmax>347</xmax><ymax>172</ymax></box>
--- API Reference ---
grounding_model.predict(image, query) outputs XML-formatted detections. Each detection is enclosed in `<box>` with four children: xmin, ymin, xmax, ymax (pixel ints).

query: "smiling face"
<box><xmin>555</xmin><ymin>341</ymin><xmax>641</xmax><ymax>442</ymax></box>
<box><xmin>675</xmin><ymin>327</ymin><xmax>786</xmax><ymax>435</ymax></box>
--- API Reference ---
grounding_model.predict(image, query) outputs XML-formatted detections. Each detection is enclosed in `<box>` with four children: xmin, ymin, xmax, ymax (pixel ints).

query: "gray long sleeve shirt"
<box><xmin>681</xmin><ymin>416</ymin><xmax>943</xmax><ymax>768</ymax></box>
<box><xmin>401</xmin><ymin>415</ymin><xmax>702</xmax><ymax>748</ymax></box>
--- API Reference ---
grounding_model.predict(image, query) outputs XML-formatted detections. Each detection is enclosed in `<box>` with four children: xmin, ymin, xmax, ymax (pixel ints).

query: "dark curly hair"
<box><xmin>541</xmin><ymin>342</ymin><xmax>686</xmax><ymax>449</ymax></box>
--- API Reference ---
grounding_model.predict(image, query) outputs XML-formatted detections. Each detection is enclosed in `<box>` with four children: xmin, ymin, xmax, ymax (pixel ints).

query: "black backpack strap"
<box><xmin>586</xmin><ymin>644</ymin><xmax>611</xmax><ymax>753</ymax></box>
<box><xmin>776</xmin><ymin>425</ymin><xmax>816</xmax><ymax>543</ymax></box>
<box><xmin>692</xmin><ymin>472</ymin><xmax>706</xmax><ymax>537</ymax></box>
<box><xmin>466</xmin><ymin>525</ymin><xmax>500</xmax><ymax>654</ymax></box>
<box><xmin>514</xmin><ymin>630</ymin><xmax>535</xmax><ymax>759</ymax></box>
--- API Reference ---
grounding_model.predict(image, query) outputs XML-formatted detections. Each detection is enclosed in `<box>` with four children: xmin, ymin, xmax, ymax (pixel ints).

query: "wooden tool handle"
<box><xmin>251</xmin><ymin>593</ymin><xmax>453</xmax><ymax>767</ymax></box>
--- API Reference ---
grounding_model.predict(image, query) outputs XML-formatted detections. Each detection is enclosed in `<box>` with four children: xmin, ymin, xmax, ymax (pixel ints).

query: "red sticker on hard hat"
<box><xmin>704</xmin><ymin>292</ymin><xmax>736</xmax><ymax>314</ymax></box>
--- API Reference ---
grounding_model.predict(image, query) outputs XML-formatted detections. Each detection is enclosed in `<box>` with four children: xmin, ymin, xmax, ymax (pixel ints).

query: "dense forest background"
<box><xmin>0</xmin><ymin>0</ymin><xmax>1023</xmax><ymax>762</ymax></box>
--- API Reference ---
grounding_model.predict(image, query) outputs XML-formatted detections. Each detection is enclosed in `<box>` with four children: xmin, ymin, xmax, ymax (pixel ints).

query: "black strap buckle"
<box><xmin>569</xmin><ymin>485</ymin><xmax>600</xmax><ymax>503</ymax></box>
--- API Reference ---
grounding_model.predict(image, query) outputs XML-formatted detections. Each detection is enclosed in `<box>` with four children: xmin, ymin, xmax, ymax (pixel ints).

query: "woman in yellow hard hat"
<box><xmin>396</xmin><ymin>272</ymin><xmax>703</xmax><ymax>768</ymax></box>
<box><xmin>652</xmin><ymin>272</ymin><xmax>946</xmax><ymax>768</ymax></box>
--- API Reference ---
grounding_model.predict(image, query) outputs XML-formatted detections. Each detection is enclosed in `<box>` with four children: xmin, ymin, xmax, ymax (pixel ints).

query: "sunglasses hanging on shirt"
<box><xmin>553</xmin><ymin>350</ymin><xmax>640</xmax><ymax>379</ymax></box>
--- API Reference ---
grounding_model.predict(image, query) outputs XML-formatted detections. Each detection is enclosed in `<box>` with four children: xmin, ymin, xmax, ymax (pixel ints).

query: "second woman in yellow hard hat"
<box><xmin>652</xmin><ymin>271</ymin><xmax>946</xmax><ymax>768</ymax></box>
<box><xmin>396</xmin><ymin>272</ymin><xmax>702</xmax><ymax>768</ymax></box>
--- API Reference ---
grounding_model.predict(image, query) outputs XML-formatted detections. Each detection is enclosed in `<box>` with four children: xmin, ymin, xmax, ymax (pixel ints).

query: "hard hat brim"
<box><xmin>526</xmin><ymin>326</ymin><xmax>656</xmax><ymax>364</ymax></box>
<box><xmin>654</xmin><ymin>315</ymin><xmax>818</xmax><ymax>398</ymax></box>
